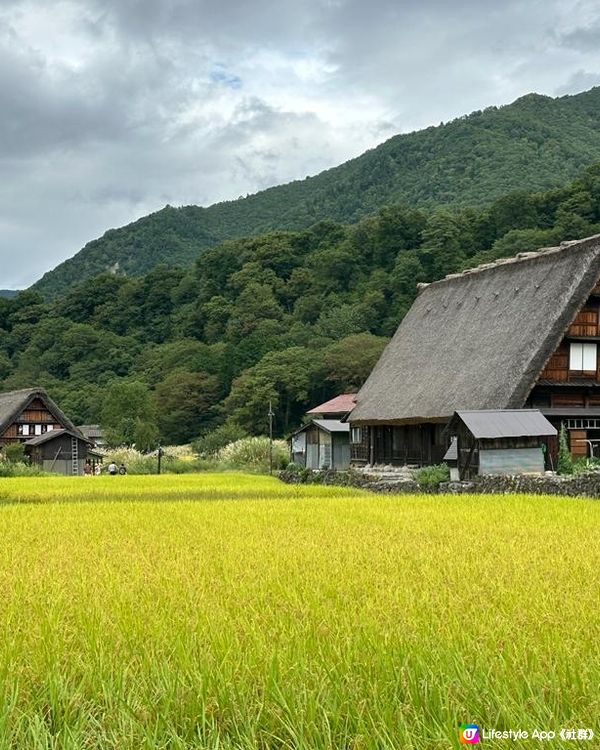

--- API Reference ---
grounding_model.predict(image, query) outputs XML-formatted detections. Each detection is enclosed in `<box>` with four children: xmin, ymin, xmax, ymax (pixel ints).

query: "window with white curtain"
<box><xmin>569</xmin><ymin>342</ymin><xmax>597</xmax><ymax>371</ymax></box>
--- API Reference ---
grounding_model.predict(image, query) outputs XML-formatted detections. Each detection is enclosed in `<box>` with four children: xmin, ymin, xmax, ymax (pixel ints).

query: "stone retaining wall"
<box><xmin>279</xmin><ymin>468</ymin><xmax>600</xmax><ymax>498</ymax></box>
<box><xmin>440</xmin><ymin>472</ymin><xmax>600</xmax><ymax>497</ymax></box>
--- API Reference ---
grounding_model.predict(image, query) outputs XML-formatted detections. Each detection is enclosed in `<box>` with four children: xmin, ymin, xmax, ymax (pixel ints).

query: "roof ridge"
<box><xmin>351</xmin><ymin>232</ymin><xmax>600</xmax><ymax>425</ymax></box>
<box><xmin>416</xmin><ymin>233</ymin><xmax>600</xmax><ymax>292</ymax></box>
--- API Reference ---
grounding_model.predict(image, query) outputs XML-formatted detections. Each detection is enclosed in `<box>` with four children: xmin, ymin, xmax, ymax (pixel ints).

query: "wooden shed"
<box><xmin>290</xmin><ymin>419</ymin><xmax>351</xmax><ymax>470</ymax></box>
<box><xmin>446</xmin><ymin>410</ymin><xmax>557</xmax><ymax>480</ymax></box>
<box><xmin>25</xmin><ymin>428</ymin><xmax>95</xmax><ymax>476</ymax></box>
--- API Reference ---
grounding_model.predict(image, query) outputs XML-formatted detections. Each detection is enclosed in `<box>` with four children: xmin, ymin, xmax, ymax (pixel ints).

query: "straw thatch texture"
<box><xmin>350</xmin><ymin>235</ymin><xmax>600</xmax><ymax>424</ymax></box>
<box><xmin>0</xmin><ymin>387</ymin><xmax>80</xmax><ymax>436</ymax></box>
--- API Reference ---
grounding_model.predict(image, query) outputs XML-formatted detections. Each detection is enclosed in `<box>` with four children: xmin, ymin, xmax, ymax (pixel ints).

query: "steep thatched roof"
<box><xmin>0</xmin><ymin>388</ymin><xmax>80</xmax><ymax>436</ymax></box>
<box><xmin>350</xmin><ymin>235</ymin><xmax>600</xmax><ymax>424</ymax></box>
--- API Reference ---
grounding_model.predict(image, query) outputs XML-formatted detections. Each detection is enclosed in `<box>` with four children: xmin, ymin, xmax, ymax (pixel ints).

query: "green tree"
<box><xmin>224</xmin><ymin>347</ymin><xmax>320</xmax><ymax>434</ymax></box>
<box><xmin>419</xmin><ymin>210</ymin><xmax>466</xmax><ymax>279</ymax></box>
<box><xmin>101</xmin><ymin>380</ymin><xmax>157</xmax><ymax>447</ymax></box>
<box><xmin>191</xmin><ymin>423</ymin><xmax>248</xmax><ymax>458</ymax></box>
<box><xmin>154</xmin><ymin>370</ymin><xmax>220</xmax><ymax>444</ymax></box>
<box><xmin>322</xmin><ymin>334</ymin><xmax>389</xmax><ymax>391</ymax></box>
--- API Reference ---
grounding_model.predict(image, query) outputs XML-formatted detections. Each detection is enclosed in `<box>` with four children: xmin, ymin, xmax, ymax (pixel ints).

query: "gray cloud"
<box><xmin>2</xmin><ymin>0</ymin><xmax>600</xmax><ymax>288</ymax></box>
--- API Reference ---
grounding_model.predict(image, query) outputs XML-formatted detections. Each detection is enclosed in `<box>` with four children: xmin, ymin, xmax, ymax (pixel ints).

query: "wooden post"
<box><xmin>268</xmin><ymin>401</ymin><xmax>274</xmax><ymax>475</ymax></box>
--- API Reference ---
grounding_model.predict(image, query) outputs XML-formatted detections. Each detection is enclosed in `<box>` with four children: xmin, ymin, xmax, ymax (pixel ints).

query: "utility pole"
<box><xmin>157</xmin><ymin>444</ymin><xmax>163</xmax><ymax>475</ymax></box>
<box><xmin>268</xmin><ymin>400</ymin><xmax>275</xmax><ymax>475</ymax></box>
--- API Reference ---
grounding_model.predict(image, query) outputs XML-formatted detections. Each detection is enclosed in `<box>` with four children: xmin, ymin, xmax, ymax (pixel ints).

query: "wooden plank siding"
<box><xmin>569</xmin><ymin>429</ymin><xmax>588</xmax><ymax>457</ymax></box>
<box><xmin>568</xmin><ymin>307</ymin><xmax>599</xmax><ymax>337</ymax></box>
<box><xmin>0</xmin><ymin>393</ymin><xmax>68</xmax><ymax>445</ymax></box>
<box><xmin>541</xmin><ymin>342</ymin><xmax>569</xmax><ymax>381</ymax></box>
<box><xmin>540</xmin><ymin>297</ymin><xmax>600</xmax><ymax>382</ymax></box>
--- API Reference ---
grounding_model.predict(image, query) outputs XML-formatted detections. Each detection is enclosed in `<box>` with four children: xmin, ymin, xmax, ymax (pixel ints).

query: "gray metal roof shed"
<box><xmin>451</xmin><ymin>410</ymin><xmax>557</xmax><ymax>439</ymax></box>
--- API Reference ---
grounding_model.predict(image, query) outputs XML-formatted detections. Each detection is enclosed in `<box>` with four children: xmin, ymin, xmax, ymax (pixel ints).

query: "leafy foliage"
<box><xmin>2</xmin><ymin>443</ymin><xmax>26</xmax><ymax>463</ymax></box>
<box><xmin>6</xmin><ymin>159</ymin><xmax>600</xmax><ymax>442</ymax></box>
<box><xmin>557</xmin><ymin>425</ymin><xmax>574</xmax><ymax>476</ymax></box>
<box><xmin>191</xmin><ymin>423</ymin><xmax>248</xmax><ymax>458</ymax></box>
<box><xmin>415</xmin><ymin>464</ymin><xmax>451</xmax><ymax>488</ymax></box>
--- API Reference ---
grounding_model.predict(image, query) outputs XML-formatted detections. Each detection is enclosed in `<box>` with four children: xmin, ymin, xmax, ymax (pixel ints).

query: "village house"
<box><xmin>349</xmin><ymin>234</ymin><xmax>600</xmax><ymax>467</ymax></box>
<box><xmin>290</xmin><ymin>394</ymin><xmax>356</xmax><ymax>470</ymax></box>
<box><xmin>77</xmin><ymin>424</ymin><xmax>106</xmax><ymax>448</ymax></box>
<box><xmin>0</xmin><ymin>387</ymin><xmax>94</xmax><ymax>475</ymax></box>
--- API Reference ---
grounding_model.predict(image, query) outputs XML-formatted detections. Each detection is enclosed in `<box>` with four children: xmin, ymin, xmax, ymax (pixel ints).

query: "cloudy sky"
<box><xmin>2</xmin><ymin>0</ymin><xmax>600</xmax><ymax>288</ymax></box>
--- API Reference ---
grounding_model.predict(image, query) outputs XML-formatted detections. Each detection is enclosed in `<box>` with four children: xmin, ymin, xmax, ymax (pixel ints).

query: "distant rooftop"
<box><xmin>307</xmin><ymin>394</ymin><xmax>357</xmax><ymax>415</ymax></box>
<box><xmin>77</xmin><ymin>424</ymin><xmax>104</xmax><ymax>438</ymax></box>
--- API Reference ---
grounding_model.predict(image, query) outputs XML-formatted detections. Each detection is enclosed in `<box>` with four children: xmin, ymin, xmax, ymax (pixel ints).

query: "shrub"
<box><xmin>572</xmin><ymin>456</ymin><xmax>600</xmax><ymax>475</ymax></box>
<box><xmin>557</xmin><ymin>424</ymin><xmax>573</xmax><ymax>475</ymax></box>
<box><xmin>415</xmin><ymin>463</ymin><xmax>450</xmax><ymax>489</ymax></box>
<box><xmin>3</xmin><ymin>443</ymin><xmax>26</xmax><ymax>463</ymax></box>
<box><xmin>0</xmin><ymin>461</ymin><xmax>44</xmax><ymax>477</ymax></box>
<box><xmin>192</xmin><ymin>424</ymin><xmax>248</xmax><ymax>458</ymax></box>
<box><xmin>219</xmin><ymin>437</ymin><xmax>288</xmax><ymax>472</ymax></box>
<box><xmin>97</xmin><ymin>446</ymin><xmax>210</xmax><ymax>475</ymax></box>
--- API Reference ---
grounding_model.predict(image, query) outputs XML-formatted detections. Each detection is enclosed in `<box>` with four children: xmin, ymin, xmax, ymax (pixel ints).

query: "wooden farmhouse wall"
<box><xmin>0</xmin><ymin>398</ymin><xmax>64</xmax><ymax>444</ymax></box>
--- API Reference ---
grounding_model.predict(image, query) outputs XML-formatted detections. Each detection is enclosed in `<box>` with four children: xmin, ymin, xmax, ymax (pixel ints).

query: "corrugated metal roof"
<box><xmin>293</xmin><ymin>419</ymin><xmax>350</xmax><ymax>436</ymax></box>
<box><xmin>313</xmin><ymin>419</ymin><xmax>350</xmax><ymax>433</ymax></box>
<box><xmin>24</xmin><ymin>428</ymin><xmax>93</xmax><ymax>447</ymax></box>
<box><xmin>307</xmin><ymin>394</ymin><xmax>357</xmax><ymax>414</ymax></box>
<box><xmin>454</xmin><ymin>410</ymin><xmax>557</xmax><ymax>439</ymax></box>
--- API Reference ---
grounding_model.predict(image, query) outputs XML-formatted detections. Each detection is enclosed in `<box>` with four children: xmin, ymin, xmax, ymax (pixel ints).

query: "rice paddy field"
<box><xmin>0</xmin><ymin>474</ymin><xmax>598</xmax><ymax>749</ymax></box>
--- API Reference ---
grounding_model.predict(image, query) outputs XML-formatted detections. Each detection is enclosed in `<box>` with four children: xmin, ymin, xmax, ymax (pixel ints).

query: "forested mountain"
<box><xmin>4</xmin><ymin>162</ymin><xmax>600</xmax><ymax>445</ymax></box>
<box><xmin>0</xmin><ymin>291</ymin><xmax>17</xmax><ymax>299</ymax></box>
<box><xmin>34</xmin><ymin>87</ymin><xmax>600</xmax><ymax>297</ymax></box>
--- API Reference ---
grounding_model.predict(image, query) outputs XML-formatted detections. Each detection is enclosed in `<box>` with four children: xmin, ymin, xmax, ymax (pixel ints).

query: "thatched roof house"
<box><xmin>0</xmin><ymin>388</ymin><xmax>79</xmax><ymax>441</ymax></box>
<box><xmin>349</xmin><ymin>235</ymin><xmax>600</xmax><ymax>466</ymax></box>
<box><xmin>0</xmin><ymin>387</ymin><xmax>93</xmax><ymax>475</ymax></box>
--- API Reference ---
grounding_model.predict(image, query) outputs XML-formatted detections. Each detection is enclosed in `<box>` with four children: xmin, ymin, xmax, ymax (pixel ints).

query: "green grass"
<box><xmin>0</xmin><ymin>475</ymin><xmax>597</xmax><ymax>748</ymax></box>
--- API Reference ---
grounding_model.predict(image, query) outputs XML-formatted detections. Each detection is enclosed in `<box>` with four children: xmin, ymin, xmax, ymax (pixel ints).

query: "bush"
<box><xmin>572</xmin><ymin>456</ymin><xmax>600</xmax><ymax>475</ymax></box>
<box><xmin>192</xmin><ymin>424</ymin><xmax>248</xmax><ymax>458</ymax></box>
<box><xmin>97</xmin><ymin>438</ymin><xmax>288</xmax><ymax>475</ymax></box>
<box><xmin>415</xmin><ymin>463</ymin><xmax>450</xmax><ymax>489</ymax></box>
<box><xmin>557</xmin><ymin>425</ymin><xmax>573</xmax><ymax>475</ymax></box>
<box><xmin>0</xmin><ymin>461</ymin><xmax>44</xmax><ymax>477</ymax></box>
<box><xmin>2</xmin><ymin>443</ymin><xmax>26</xmax><ymax>463</ymax></box>
<box><xmin>219</xmin><ymin>437</ymin><xmax>288</xmax><ymax>472</ymax></box>
<box><xmin>97</xmin><ymin>446</ymin><xmax>211</xmax><ymax>475</ymax></box>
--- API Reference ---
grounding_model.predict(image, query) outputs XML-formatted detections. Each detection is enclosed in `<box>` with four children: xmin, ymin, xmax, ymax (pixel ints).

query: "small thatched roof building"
<box><xmin>0</xmin><ymin>387</ymin><xmax>93</xmax><ymax>475</ymax></box>
<box><xmin>349</xmin><ymin>235</ymin><xmax>600</xmax><ymax>466</ymax></box>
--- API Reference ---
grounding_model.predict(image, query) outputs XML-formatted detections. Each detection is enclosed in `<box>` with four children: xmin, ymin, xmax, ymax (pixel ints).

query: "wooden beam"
<box><xmin>460</xmin><ymin>439</ymin><xmax>478</xmax><ymax>480</ymax></box>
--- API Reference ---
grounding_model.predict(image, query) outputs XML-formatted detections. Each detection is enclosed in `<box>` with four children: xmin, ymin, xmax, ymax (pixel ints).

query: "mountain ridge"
<box><xmin>33</xmin><ymin>86</ymin><xmax>600</xmax><ymax>297</ymax></box>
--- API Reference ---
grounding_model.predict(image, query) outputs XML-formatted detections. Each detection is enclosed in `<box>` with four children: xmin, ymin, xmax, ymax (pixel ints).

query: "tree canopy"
<box><xmin>4</xmin><ymin>161</ymin><xmax>600</xmax><ymax>442</ymax></box>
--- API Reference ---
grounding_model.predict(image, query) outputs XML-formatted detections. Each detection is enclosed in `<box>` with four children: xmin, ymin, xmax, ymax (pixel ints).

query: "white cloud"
<box><xmin>1</xmin><ymin>0</ymin><xmax>600</xmax><ymax>287</ymax></box>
